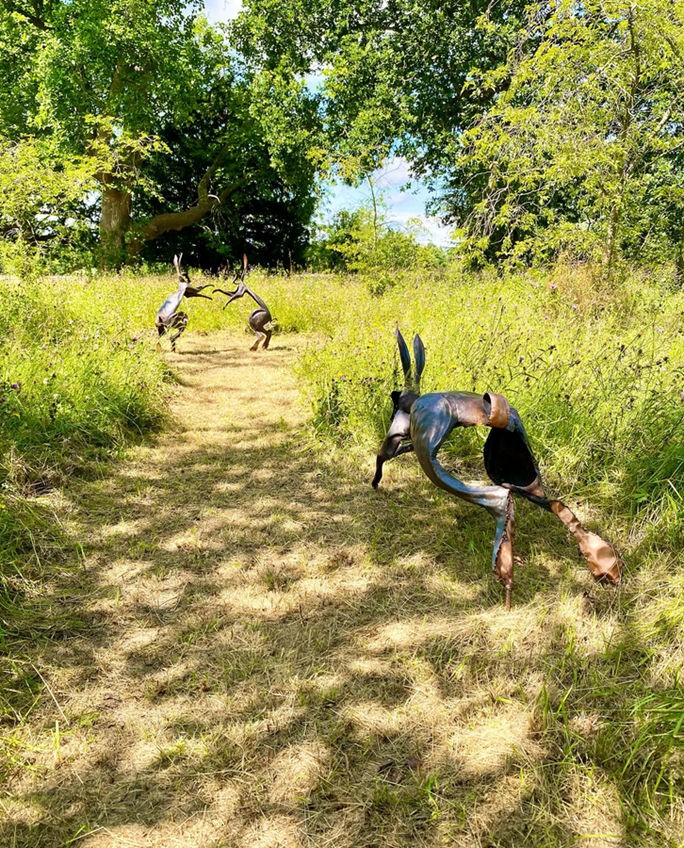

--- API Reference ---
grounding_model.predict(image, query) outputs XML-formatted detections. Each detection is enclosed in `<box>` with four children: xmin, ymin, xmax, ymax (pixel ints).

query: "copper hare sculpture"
<box><xmin>213</xmin><ymin>255</ymin><xmax>273</xmax><ymax>351</ymax></box>
<box><xmin>155</xmin><ymin>254</ymin><xmax>213</xmax><ymax>352</ymax></box>
<box><xmin>373</xmin><ymin>330</ymin><xmax>622</xmax><ymax>609</ymax></box>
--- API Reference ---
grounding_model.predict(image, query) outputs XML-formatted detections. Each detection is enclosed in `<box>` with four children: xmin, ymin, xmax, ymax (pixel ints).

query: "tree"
<box><xmin>234</xmin><ymin>0</ymin><xmax>529</xmax><ymax>200</ymax></box>
<box><xmin>133</xmin><ymin>67</ymin><xmax>320</xmax><ymax>269</ymax></box>
<box><xmin>0</xmin><ymin>0</ymin><xmax>321</xmax><ymax>266</ymax></box>
<box><xmin>309</xmin><ymin>201</ymin><xmax>447</xmax><ymax>275</ymax></box>
<box><xmin>0</xmin><ymin>137</ymin><xmax>95</xmax><ymax>274</ymax></box>
<box><xmin>447</xmin><ymin>0</ymin><xmax>684</xmax><ymax>272</ymax></box>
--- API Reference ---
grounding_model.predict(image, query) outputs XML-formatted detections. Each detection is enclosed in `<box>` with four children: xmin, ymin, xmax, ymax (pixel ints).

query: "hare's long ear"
<box><xmin>395</xmin><ymin>328</ymin><xmax>412</xmax><ymax>389</ymax></box>
<box><xmin>173</xmin><ymin>253</ymin><xmax>186</xmax><ymax>279</ymax></box>
<box><xmin>413</xmin><ymin>334</ymin><xmax>425</xmax><ymax>390</ymax></box>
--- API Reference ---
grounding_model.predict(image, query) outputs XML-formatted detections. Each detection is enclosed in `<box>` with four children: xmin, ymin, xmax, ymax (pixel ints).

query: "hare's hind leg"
<box><xmin>262</xmin><ymin>329</ymin><xmax>272</xmax><ymax>349</ymax></box>
<box><xmin>169</xmin><ymin>312</ymin><xmax>188</xmax><ymax>352</ymax></box>
<box><xmin>249</xmin><ymin>309</ymin><xmax>268</xmax><ymax>351</ymax></box>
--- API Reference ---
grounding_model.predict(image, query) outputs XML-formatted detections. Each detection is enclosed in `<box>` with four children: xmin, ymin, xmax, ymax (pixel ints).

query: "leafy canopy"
<box><xmin>452</xmin><ymin>0</ymin><xmax>684</xmax><ymax>268</ymax></box>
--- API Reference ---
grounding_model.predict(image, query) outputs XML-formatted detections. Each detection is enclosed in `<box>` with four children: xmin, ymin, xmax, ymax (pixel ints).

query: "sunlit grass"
<box><xmin>296</xmin><ymin>264</ymin><xmax>684</xmax><ymax>553</ymax></box>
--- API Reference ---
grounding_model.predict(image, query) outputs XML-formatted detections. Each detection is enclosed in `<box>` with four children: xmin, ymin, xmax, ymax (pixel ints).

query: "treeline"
<box><xmin>2</xmin><ymin>0</ymin><xmax>684</xmax><ymax>275</ymax></box>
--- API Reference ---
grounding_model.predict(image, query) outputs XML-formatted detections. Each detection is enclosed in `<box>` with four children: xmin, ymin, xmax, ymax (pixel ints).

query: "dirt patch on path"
<box><xmin>2</xmin><ymin>334</ymin><xmax>626</xmax><ymax>848</ymax></box>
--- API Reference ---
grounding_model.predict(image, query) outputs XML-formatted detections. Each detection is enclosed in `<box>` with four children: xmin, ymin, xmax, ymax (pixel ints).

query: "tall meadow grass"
<box><xmin>3</xmin><ymin>262</ymin><xmax>682</xmax><ymax>557</ymax></box>
<box><xmin>294</xmin><ymin>265</ymin><xmax>684</xmax><ymax>552</ymax></box>
<box><xmin>0</xmin><ymin>273</ymin><xmax>171</xmax><ymax>622</ymax></box>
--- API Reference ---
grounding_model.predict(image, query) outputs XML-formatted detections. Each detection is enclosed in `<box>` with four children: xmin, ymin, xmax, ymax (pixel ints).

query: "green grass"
<box><xmin>296</xmin><ymin>263</ymin><xmax>684</xmax><ymax>553</ymax></box>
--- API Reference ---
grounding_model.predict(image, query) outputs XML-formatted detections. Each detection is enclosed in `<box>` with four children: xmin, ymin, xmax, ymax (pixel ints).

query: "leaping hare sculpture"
<box><xmin>155</xmin><ymin>254</ymin><xmax>212</xmax><ymax>352</ymax></box>
<box><xmin>213</xmin><ymin>255</ymin><xmax>273</xmax><ymax>351</ymax></box>
<box><xmin>374</xmin><ymin>330</ymin><xmax>622</xmax><ymax>609</ymax></box>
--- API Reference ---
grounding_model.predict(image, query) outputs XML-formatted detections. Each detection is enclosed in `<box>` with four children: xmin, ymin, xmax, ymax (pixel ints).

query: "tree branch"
<box><xmin>127</xmin><ymin>168</ymin><xmax>255</xmax><ymax>256</ymax></box>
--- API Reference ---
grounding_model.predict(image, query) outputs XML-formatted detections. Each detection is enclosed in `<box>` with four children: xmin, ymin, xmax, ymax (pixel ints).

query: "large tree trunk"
<box><xmin>100</xmin><ymin>185</ymin><xmax>132</xmax><ymax>268</ymax></box>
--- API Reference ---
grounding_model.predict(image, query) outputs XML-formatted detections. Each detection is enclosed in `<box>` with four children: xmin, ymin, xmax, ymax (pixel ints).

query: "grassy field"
<box><xmin>1</xmin><ymin>265</ymin><xmax>684</xmax><ymax>846</ymax></box>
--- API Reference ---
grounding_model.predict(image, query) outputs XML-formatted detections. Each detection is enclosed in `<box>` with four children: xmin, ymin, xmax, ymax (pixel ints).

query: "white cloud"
<box><xmin>386</xmin><ymin>211</ymin><xmax>454</xmax><ymax>248</ymax></box>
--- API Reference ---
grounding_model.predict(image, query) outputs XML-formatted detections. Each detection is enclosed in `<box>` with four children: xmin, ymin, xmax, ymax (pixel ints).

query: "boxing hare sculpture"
<box><xmin>155</xmin><ymin>254</ymin><xmax>213</xmax><ymax>352</ymax></box>
<box><xmin>213</xmin><ymin>255</ymin><xmax>273</xmax><ymax>351</ymax></box>
<box><xmin>373</xmin><ymin>330</ymin><xmax>622</xmax><ymax>609</ymax></box>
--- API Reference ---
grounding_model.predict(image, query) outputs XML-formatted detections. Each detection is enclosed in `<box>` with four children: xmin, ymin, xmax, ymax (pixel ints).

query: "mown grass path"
<box><xmin>3</xmin><ymin>334</ymin><xmax>637</xmax><ymax>847</ymax></box>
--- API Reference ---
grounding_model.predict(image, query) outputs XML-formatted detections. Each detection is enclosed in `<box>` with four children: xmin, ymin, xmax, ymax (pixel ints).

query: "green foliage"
<box><xmin>136</xmin><ymin>78</ymin><xmax>319</xmax><ymax>270</ymax></box>
<box><xmin>235</xmin><ymin>0</ymin><xmax>528</xmax><ymax>187</ymax></box>
<box><xmin>309</xmin><ymin>202</ymin><xmax>448</xmax><ymax>285</ymax></box>
<box><xmin>0</xmin><ymin>137</ymin><xmax>96</xmax><ymax>276</ymax></box>
<box><xmin>237</xmin><ymin>0</ymin><xmax>684</xmax><ymax>277</ymax></box>
<box><xmin>0</xmin><ymin>1</ymin><xmax>322</xmax><ymax>268</ymax></box>
<box><xmin>452</xmin><ymin>0</ymin><xmax>684</xmax><ymax>271</ymax></box>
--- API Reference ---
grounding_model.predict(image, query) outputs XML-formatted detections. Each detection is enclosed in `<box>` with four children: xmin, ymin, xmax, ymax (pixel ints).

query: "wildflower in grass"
<box><xmin>10</xmin><ymin>383</ymin><xmax>20</xmax><ymax>390</ymax></box>
<box><xmin>550</xmin><ymin>283</ymin><xmax>557</xmax><ymax>290</ymax></box>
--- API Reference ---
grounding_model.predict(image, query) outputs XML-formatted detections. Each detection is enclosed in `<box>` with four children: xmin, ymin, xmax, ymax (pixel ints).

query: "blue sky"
<box><xmin>203</xmin><ymin>0</ymin><xmax>453</xmax><ymax>246</ymax></box>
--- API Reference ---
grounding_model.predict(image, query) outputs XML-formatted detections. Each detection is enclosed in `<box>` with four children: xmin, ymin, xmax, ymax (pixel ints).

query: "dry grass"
<box><xmin>1</xmin><ymin>332</ymin><xmax>682</xmax><ymax>847</ymax></box>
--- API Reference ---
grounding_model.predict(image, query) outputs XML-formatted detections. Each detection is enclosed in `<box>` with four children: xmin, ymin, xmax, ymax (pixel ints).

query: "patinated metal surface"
<box><xmin>374</xmin><ymin>330</ymin><xmax>622</xmax><ymax>608</ymax></box>
<box><xmin>155</xmin><ymin>254</ymin><xmax>212</xmax><ymax>351</ymax></box>
<box><xmin>213</xmin><ymin>255</ymin><xmax>273</xmax><ymax>351</ymax></box>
